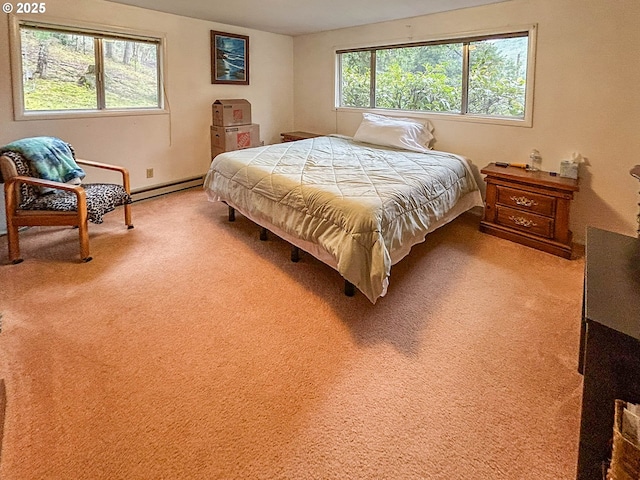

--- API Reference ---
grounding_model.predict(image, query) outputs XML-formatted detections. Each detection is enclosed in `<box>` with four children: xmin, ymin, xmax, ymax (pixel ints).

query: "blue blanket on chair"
<box><xmin>0</xmin><ymin>136</ymin><xmax>86</xmax><ymax>184</ymax></box>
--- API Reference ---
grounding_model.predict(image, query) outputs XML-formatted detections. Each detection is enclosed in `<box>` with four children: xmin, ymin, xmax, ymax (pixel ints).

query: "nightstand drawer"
<box><xmin>496</xmin><ymin>186</ymin><xmax>555</xmax><ymax>216</ymax></box>
<box><xmin>496</xmin><ymin>206</ymin><xmax>554</xmax><ymax>238</ymax></box>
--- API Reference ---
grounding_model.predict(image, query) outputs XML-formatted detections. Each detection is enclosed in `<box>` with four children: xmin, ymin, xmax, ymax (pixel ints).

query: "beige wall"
<box><xmin>293</xmin><ymin>0</ymin><xmax>640</xmax><ymax>242</ymax></box>
<box><xmin>0</xmin><ymin>0</ymin><xmax>294</xmax><ymax>189</ymax></box>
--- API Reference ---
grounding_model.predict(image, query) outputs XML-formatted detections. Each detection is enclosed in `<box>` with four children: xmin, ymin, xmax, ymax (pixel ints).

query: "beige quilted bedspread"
<box><xmin>204</xmin><ymin>135</ymin><xmax>482</xmax><ymax>303</ymax></box>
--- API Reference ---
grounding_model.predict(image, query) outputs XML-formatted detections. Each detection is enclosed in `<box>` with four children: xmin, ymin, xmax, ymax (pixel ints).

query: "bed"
<box><xmin>204</xmin><ymin>118</ymin><xmax>483</xmax><ymax>303</ymax></box>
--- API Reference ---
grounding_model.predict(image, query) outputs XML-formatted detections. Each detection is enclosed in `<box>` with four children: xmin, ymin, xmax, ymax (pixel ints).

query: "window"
<box><xmin>11</xmin><ymin>19</ymin><xmax>164</xmax><ymax>118</ymax></box>
<box><xmin>337</xmin><ymin>27</ymin><xmax>535</xmax><ymax>124</ymax></box>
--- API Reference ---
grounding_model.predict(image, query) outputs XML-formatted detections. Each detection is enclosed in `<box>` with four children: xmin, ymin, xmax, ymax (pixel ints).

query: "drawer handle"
<box><xmin>509</xmin><ymin>216</ymin><xmax>537</xmax><ymax>228</ymax></box>
<box><xmin>510</xmin><ymin>195</ymin><xmax>538</xmax><ymax>207</ymax></box>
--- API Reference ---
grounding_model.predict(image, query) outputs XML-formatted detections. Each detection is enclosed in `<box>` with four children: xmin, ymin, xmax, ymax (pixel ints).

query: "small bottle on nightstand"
<box><xmin>528</xmin><ymin>149</ymin><xmax>542</xmax><ymax>171</ymax></box>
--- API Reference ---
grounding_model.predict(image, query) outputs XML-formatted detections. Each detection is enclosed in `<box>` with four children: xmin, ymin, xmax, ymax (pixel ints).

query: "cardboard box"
<box><xmin>211</xmin><ymin>124</ymin><xmax>260</xmax><ymax>153</ymax></box>
<box><xmin>212</xmin><ymin>99</ymin><xmax>252</xmax><ymax>126</ymax></box>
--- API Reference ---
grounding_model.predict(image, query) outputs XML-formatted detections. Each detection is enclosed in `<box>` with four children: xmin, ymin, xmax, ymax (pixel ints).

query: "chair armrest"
<box><xmin>7</xmin><ymin>175</ymin><xmax>85</xmax><ymax>194</ymax></box>
<box><xmin>75</xmin><ymin>158</ymin><xmax>131</xmax><ymax>194</ymax></box>
<box><xmin>5</xmin><ymin>176</ymin><xmax>88</xmax><ymax>222</ymax></box>
<box><xmin>5</xmin><ymin>175</ymin><xmax>87</xmax><ymax>210</ymax></box>
<box><xmin>76</xmin><ymin>158</ymin><xmax>128</xmax><ymax>174</ymax></box>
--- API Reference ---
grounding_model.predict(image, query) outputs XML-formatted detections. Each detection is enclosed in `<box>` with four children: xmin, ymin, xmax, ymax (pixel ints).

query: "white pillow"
<box><xmin>352</xmin><ymin>113</ymin><xmax>434</xmax><ymax>153</ymax></box>
<box><xmin>393</xmin><ymin>116</ymin><xmax>435</xmax><ymax>135</ymax></box>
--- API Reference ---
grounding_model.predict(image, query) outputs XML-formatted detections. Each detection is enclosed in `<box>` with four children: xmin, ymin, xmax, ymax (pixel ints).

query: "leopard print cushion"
<box><xmin>2</xmin><ymin>150</ymin><xmax>39</xmax><ymax>204</ymax></box>
<box><xmin>22</xmin><ymin>183</ymin><xmax>132</xmax><ymax>224</ymax></box>
<box><xmin>3</xmin><ymin>150</ymin><xmax>131</xmax><ymax>224</ymax></box>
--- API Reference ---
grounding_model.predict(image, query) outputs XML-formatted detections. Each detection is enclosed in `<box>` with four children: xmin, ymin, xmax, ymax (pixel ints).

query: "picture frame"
<box><xmin>211</xmin><ymin>31</ymin><xmax>249</xmax><ymax>85</ymax></box>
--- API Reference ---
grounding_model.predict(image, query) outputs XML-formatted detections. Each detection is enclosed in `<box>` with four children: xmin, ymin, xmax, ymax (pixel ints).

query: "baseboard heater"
<box><xmin>130</xmin><ymin>175</ymin><xmax>204</xmax><ymax>202</ymax></box>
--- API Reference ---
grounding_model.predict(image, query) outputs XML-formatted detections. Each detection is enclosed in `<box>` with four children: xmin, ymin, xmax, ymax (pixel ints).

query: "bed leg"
<box><xmin>291</xmin><ymin>246</ymin><xmax>300</xmax><ymax>263</ymax></box>
<box><xmin>260</xmin><ymin>227</ymin><xmax>268</xmax><ymax>241</ymax></box>
<box><xmin>344</xmin><ymin>280</ymin><xmax>355</xmax><ymax>297</ymax></box>
<box><xmin>228</xmin><ymin>206</ymin><xmax>235</xmax><ymax>222</ymax></box>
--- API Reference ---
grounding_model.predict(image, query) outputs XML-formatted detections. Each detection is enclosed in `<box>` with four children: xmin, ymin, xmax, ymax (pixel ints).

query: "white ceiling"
<box><xmin>104</xmin><ymin>0</ymin><xmax>512</xmax><ymax>36</ymax></box>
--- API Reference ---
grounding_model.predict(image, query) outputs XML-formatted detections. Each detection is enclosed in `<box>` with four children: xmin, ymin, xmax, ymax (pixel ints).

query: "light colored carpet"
<box><xmin>0</xmin><ymin>188</ymin><xmax>584</xmax><ymax>479</ymax></box>
<box><xmin>0</xmin><ymin>378</ymin><xmax>5</xmax><ymax>466</ymax></box>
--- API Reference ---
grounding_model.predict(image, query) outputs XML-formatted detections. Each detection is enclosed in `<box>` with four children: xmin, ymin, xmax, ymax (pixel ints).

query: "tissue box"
<box><xmin>560</xmin><ymin>161</ymin><xmax>579</xmax><ymax>179</ymax></box>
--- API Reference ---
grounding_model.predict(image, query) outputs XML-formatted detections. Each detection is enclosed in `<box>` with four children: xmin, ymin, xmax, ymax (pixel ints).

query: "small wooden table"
<box><xmin>480</xmin><ymin>163</ymin><xmax>579</xmax><ymax>258</ymax></box>
<box><xmin>280</xmin><ymin>131</ymin><xmax>321</xmax><ymax>142</ymax></box>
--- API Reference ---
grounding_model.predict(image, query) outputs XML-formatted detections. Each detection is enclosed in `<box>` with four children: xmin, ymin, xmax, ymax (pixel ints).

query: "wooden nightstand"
<box><xmin>280</xmin><ymin>131</ymin><xmax>321</xmax><ymax>142</ymax></box>
<box><xmin>479</xmin><ymin>163</ymin><xmax>580</xmax><ymax>259</ymax></box>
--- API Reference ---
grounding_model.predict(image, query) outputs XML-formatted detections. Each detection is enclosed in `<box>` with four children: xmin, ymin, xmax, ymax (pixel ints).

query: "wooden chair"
<box><xmin>1</xmin><ymin>151</ymin><xmax>133</xmax><ymax>264</ymax></box>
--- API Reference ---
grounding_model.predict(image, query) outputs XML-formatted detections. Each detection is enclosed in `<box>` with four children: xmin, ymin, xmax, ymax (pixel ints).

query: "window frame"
<box><xmin>335</xmin><ymin>24</ymin><xmax>537</xmax><ymax>127</ymax></box>
<box><xmin>9</xmin><ymin>15</ymin><xmax>168</xmax><ymax>120</ymax></box>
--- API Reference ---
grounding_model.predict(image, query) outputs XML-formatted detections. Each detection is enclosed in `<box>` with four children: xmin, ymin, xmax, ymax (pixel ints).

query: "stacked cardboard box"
<box><xmin>211</xmin><ymin>99</ymin><xmax>260</xmax><ymax>158</ymax></box>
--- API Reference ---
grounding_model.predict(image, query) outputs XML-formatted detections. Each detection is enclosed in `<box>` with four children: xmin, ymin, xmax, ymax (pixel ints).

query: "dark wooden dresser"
<box><xmin>577</xmin><ymin>227</ymin><xmax>640</xmax><ymax>479</ymax></box>
<box><xmin>480</xmin><ymin>163</ymin><xmax>579</xmax><ymax>258</ymax></box>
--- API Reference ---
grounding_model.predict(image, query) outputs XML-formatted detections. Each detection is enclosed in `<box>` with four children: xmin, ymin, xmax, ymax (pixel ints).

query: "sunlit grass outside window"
<box><xmin>19</xmin><ymin>26</ymin><xmax>161</xmax><ymax>112</ymax></box>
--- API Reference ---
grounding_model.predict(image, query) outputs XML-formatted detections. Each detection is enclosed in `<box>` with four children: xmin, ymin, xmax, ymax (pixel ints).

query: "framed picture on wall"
<box><xmin>211</xmin><ymin>31</ymin><xmax>249</xmax><ymax>85</ymax></box>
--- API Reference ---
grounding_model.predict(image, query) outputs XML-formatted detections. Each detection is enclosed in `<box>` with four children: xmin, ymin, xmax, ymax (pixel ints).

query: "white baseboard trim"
<box><xmin>131</xmin><ymin>176</ymin><xmax>204</xmax><ymax>202</ymax></box>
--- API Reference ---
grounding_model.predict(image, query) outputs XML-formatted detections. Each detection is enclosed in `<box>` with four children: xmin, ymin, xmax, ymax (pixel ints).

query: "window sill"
<box><xmin>335</xmin><ymin>107</ymin><xmax>532</xmax><ymax>128</ymax></box>
<box><xmin>15</xmin><ymin>108</ymin><xmax>170</xmax><ymax>122</ymax></box>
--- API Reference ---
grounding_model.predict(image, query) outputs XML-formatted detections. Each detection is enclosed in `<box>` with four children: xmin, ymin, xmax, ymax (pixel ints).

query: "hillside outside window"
<box><xmin>11</xmin><ymin>20</ymin><xmax>164</xmax><ymax>118</ymax></box>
